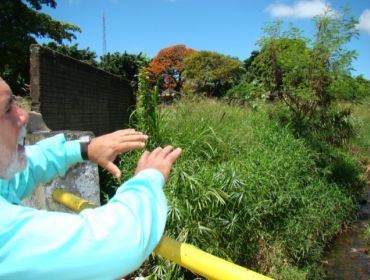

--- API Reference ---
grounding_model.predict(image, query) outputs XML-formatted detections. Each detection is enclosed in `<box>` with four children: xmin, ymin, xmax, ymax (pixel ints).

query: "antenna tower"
<box><xmin>102</xmin><ymin>13</ymin><xmax>107</xmax><ymax>55</ymax></box>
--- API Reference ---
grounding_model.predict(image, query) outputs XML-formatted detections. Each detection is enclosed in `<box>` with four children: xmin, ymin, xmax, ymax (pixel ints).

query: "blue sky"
<box><xmin>40</xmin><ymin>0</ymin><xmax>370</xmax><ymax>78</ymax></box>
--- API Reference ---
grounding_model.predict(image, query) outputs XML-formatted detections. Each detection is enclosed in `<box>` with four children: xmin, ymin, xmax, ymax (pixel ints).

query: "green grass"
<box><xmin>364</xmin><ymin>224</ymin><xmax>370</xmax><ymax>245</ymax></box>
<box><xmin>344</xmin><ymin>97</ymin><xmax>370</xmax><ymax>253</ymax></box>
<box><xmin>104</xmin><ymin>96</ymin><xmax>363</xmax><ymax>279</ymax></box>
<box><xmin>341</xmin><ymin>97</ymin><xmax>370</xmax><ymax>164</ymax></box>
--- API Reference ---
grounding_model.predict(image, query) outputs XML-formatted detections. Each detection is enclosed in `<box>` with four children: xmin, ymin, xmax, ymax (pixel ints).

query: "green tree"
<box><xmin>0</xmin><ymin>0</ymin><xmax>80</xmax><ymax>94</ymax></box>
<box><xmin>252</xmin><ymin>20</ymin><xmax>309</xmax><ymax>100</ymax></box>
<box><xmin>183</xmin><ymin>51</ymin><xmax>243</xmax><ymax>96</ymax></box>
<box><xmin>354</xmin><ymin>75</ymin><xmax>370</xmax><ymax>99</ymax></box>
<box><xmin>99</xmin><ymin>52</ymin><xmax>150</xmax><ymax>88</ymax></box>
<box><xmin>253</xmin><ymin>37</ymin><xmax>310</xmax><ymax>100</ymax></box>
<box><xmin>252</xmin><ymin>11</ymin><xmax>358</xmax><ymax>144</ymax></box>
<box><xmin>43</xmin><ymin>42</ymin><xmax>97</xmax><ymax>66</ymax></box>
<box><xmin>145</xmin><ymin>45</ymin><xmax>195</xmax><ymax>91</ymax></box>
<box><xmin>243</xmin><ymin>50</ymin><xmax>260</xmax><ymax>82</ymax></box>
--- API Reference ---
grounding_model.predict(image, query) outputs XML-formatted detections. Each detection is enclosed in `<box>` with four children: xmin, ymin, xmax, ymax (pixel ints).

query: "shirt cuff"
<box><xmin>116</xmin><ymin>168</ymin><xmax>165</xmax><ymax>195</ymax></box>
<box><xmin>136</xmin><ymin>168</ymin><xmax>165</xmax><ymax>187</ymax></box>
<box><xmin>65</xmin><ymin>140</ymin><xmax>84</xmax><ymax>164</ymax></box>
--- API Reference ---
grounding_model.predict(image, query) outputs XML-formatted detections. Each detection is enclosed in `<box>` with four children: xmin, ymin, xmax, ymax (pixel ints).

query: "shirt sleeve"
<box><xmin>13</xmin><ymin>133</ymin><xmax>83</xmax><ymax>200</ymax></box>
<box><xmin>0</xmin><ymin>168</ymin><xmax>167</xmax><ymax>280</ymax></box>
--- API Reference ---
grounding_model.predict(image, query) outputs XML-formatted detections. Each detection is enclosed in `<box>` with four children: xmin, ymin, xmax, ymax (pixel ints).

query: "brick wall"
<box><xmin>30</xmin><ymin>45</ymin><xmax>134</xmax><ymax>136</ymax></box>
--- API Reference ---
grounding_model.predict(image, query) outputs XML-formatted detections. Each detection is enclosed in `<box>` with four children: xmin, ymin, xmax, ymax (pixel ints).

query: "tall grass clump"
<box><xmin>344</xmin><ymin>97</ymin><xmax>370</xmax><ymax>163</ymax></box>
<box><xmin>135</xmin><ymin>96</ymin><xmax>357</xmax><ymax>279</ymax></box>
<box><xmin>136</xmin><ymin>68</ymin><xmax>161</xmax><ymax>143</ymax></box>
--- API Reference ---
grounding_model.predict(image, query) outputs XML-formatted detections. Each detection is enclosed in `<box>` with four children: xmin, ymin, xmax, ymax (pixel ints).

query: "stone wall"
<box><xmin>29</xmin><ymin>45</ymin><xmax>135</xmax><ymax>136</ymax></box>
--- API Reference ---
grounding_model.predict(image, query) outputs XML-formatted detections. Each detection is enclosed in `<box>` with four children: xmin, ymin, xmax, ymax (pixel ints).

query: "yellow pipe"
<box><xmin>52</xmin><ymin>188</ymin><xmax>273</xmax><ymax>280</ymax></box>
<box><xmin>154</xmin><ymin>235</ymin><xmax>272</xmax><ymax>280</ymax></box>
<box><xmin>52</xmin><ymin>189</ymin><xmax>98</xmax><ymax>212</ymax></box>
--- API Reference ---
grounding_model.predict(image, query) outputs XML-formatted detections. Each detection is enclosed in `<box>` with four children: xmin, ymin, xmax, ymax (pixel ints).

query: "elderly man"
<box><xmin>0</xmin><ymin>77</ymin><xmax>181</xmax><ymax>279</ymax></box>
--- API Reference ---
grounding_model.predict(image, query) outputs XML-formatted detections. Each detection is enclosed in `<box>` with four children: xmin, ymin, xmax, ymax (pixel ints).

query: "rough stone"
<box><xmin>27</xmin><ymin>111</ymin><xmax>51</xmax><ymax>133</ymax></box>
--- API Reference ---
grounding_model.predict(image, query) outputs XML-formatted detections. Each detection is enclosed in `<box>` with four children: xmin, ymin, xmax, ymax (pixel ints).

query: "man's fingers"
<box><xmin>166</xmin><ymin>148</ymin><xmax>182</xmax><ymax>163</ymax></box>
<box><xmin>119</xmin><ymin>129</ymin><xmax>144</xmax><ymax>136</ymax></box>
<box><xmin>117</xmin><ymin>141</ymin><xmax>146</xmax><ymax>153</ymax></box>
<box><xmin>149</xmin><ymin>147</ymin><xmax>163</xmax><ymax>159</ymax></box>
<box><xmin>105</xmin><ymin>162</ymin><xmax>122</xmax><ymax>180</ymax></box>
<box><xmin>138</xmin><ymin>150</ymin><xmax>150</xmax><ymax>165</ymax></box>
<box><xmin>135</xmin><ymin>151</ymin><xmax>150</xmax><ymax>175</ymax></box>
<box><xmin>160</xmin><ymin>145</ymin><xmax>174</xmax><ymax>158</ymax></box>
<box><xmin>118</xmin><ymin>129</ymin><xmax>136</xmax><ymax>135</ymax></box>
<box><xmin>121</xmin><ymin>134</ymin><xmax>148</xmax><ymax>143</ymax></box>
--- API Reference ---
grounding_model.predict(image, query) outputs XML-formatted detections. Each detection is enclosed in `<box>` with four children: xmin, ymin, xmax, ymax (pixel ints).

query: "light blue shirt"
<box><xmin>0</xmin><ymin>134</ymin><xmax>167</xmax><ymax>279</ymax></box>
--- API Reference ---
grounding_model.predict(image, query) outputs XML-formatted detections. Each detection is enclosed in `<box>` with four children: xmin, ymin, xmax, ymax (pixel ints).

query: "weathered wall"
<box><xmin>29</xmin><ymin>44</ymin><xmax>135</xmax><ymax>136</ymax></box>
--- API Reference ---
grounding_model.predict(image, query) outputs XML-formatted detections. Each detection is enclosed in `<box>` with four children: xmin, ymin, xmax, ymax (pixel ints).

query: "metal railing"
<box><xmin>52</xmin><ymin>189</ymin><xmax>273</xmax><ymax>280</ymax></box>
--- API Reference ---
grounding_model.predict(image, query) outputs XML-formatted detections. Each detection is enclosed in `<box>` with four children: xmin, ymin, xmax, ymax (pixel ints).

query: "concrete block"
<box><xmin>23</xmin><ymin>130</ymin><xmax>100</xmax><ymax>213</ymax></box>
<box><xmin>27</xmin><ymin>111</ymin><xmax>51</xmax><ymax>133</ymax></box>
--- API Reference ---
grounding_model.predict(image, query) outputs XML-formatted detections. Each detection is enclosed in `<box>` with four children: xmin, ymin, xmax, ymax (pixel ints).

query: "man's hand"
<box><xmin>88</xmin><ymin>129</ymin><xmax>148</xmax><ymax>179</ymax></box>
<box><xmin>135</xmin><ymin>146</ymin><xmax>182</xmax><ymax>182</ymax></box>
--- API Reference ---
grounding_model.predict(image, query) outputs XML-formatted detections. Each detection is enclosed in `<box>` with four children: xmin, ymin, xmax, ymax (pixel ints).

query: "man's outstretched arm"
<box><xmin>10</xmin><ymin>129</ymin><xmax>148</xmax><ymax>201</ymax></box>
<box><xmin>0</xmin><ymin>146</ymin><xmax>181</xmax><ymax>280</ymax></box>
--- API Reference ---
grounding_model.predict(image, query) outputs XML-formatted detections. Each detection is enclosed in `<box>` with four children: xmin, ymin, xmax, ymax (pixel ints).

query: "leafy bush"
<box><xmin>226</xmin><ymin>80</ymin><xmax>264</xmax><ymax>106</ymax></box>
<box><xmin>330</xmin><ymin>75</ymin><xmax>370</xmax><ymax>101</ymax></box>
<box><xmin>43</xmin><ymin>42</ymin><xmax>97</xmax><ymax>66</ymax></box>
<box><xmin>99</xmin><ymin>51</ymin><xmax>150</xmax><ymax>89</ymax></box>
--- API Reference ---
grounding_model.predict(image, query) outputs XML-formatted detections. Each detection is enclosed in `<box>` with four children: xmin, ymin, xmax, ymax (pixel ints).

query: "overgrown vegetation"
<box><xmin>100</xmin><ymin>9</ymin><xmax>369</xmax><ymax>280</ymax></box>
<box><xmin>102</xmin><ymin>97</ymin><xmax>363</xmax><ymax>279</ymax></box>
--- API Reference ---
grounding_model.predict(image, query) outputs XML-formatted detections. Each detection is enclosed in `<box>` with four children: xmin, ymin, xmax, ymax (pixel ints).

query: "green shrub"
<box><xmin>226</xmin><ymin>80</ymin><xmax>264</xmax><ymax>106</ymax></box>
<box><xmin>346</xmin><ymin>98</ymin><xmax>370</xmax><ymax>162</ymax></box>
<box><xmin>363</xmin><ymin>224</ymin><xmax>370</xmax><ymax>245</ymax></box>
<box><xmin>149</xmin><ymin>97</ymin><xmax>358</xmax><ymax>278</ymax></box>
<box><xmin>330</xmin><ymin>75</ymin><xmax>370</xmax><ymax>101</ymax></box>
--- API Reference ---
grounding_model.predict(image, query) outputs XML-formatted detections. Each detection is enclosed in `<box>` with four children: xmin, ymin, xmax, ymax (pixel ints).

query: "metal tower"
<box><xmin>102</xmin><ymin>13</ymin><xmax>107</xmax><ymax>55</ymax></box>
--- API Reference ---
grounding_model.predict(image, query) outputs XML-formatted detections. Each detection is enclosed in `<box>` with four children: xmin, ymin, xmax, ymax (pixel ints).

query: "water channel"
<box><xmin>321</xmin><ymin>178</ymin><xmax>370</xmax><ymax>280</ymax></box>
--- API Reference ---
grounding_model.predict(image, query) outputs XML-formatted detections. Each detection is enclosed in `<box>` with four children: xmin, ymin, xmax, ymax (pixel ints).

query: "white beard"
<box><xmin>0</xmin><ymin>126</ymin><xmax>27</xmax><ymax>180</ymax></box>
<box><xmin>1</xmin><ymin>150</ymin><xmax>27</xmax><ymax>179</ymax></box>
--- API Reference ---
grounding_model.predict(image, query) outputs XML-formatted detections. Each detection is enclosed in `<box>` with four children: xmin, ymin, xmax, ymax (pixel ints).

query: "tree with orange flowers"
<box><xmin>146</xmin><ymin>44</ymin><xmax>195</xmax><ymax>91</ymax></box>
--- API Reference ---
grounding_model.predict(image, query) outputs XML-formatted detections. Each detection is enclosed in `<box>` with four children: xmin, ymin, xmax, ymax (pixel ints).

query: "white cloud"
<box><xmin>266</xmin><ymin>0</ymin><xmax>337</xmax><ymax>19</ymax></box>
<box><xmin>359</xmin><ymin>9</ymin><xmax>370</xmax><ymax>34</ymax></box>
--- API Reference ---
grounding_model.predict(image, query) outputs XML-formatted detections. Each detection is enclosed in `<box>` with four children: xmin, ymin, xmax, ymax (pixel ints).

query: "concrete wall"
<box><xmin>29</xmin><ymin>45</ymin><xmax>135</xmax><ymax>136</ymax></box>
